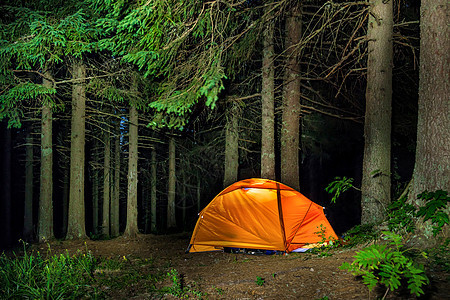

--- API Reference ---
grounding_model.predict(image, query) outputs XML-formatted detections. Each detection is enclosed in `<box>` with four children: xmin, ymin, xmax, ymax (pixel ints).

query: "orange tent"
<box><xmin>187</xmin><ymin>178</ymin><xmax>338</xmax><ymax>253</ymax></box>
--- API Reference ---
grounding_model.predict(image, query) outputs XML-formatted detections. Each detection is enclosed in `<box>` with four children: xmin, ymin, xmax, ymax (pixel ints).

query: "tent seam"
<box><xmin>285</xmin><ymin>202</ymin><xmax>313</xmax><ymax>251</ymax></box>
<box><xmin>276</xmin><ymin>183</ymin><xmax>288</xmax><ymax>252</ymax></box>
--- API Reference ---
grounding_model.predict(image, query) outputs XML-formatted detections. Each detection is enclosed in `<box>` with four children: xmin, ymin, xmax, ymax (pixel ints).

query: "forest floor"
<box><xmin>33</xmin><ymin>233</ymin><xmax>449</xmax><ymax>300</ymax></box>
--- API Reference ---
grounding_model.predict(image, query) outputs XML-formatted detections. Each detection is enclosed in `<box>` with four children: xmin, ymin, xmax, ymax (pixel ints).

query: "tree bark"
<box><xmin>38</xmin><ymin>73</ymin><xmax>54</xmax><ymax>242</ymax></box>
<box><xmin>111</xmin><ymin>122</ymin><xmax>121</xmax><ymax>237</ymax></box>
<box><xmin>223</xmin><ymin>101</ymin><xmax>240</xmax><ymax>188</ymax></box>
<box><xmin>151</xmin><ymin>148</ymin><xmax>157</xmax><ymax>233</ymax></box>
<box><xmin>124</xmin><ymin>105</ymin><xmax>139</xmax><ymax>237</ymax></box>
<box><xmin>24</xmin><ymin>130</ymin><xmax>34</xmax><ymax>240</ymax></box>
<box><xmin>102</xmin><ymin>130</ymin><xmax>111</xmax><ymax>236</ymax></box>
<box><xmin>280</xmin><ymin>4</ymin><xmax>302</xmax><ymax>191</ymax></box>
<box><xmin>408</xmin><ymin>0</ymin><xmax>449</xmax><ymax>240</ymax></box>
<box><xmin>143</xmin><ymin>166</ymin><xmax>150</xmax><ymax>233</ymax></box>
<box><xmin>182</xmin><ymin>169</ymin><xmax>187</xmax><ymax>230</ymax></box>
<box><xmin>167</xmin><ymin>137</ymin><xmax>177</xmax><ymax>229</ymax></box>
<box><xmin>260</xmin><ymin>6</ymin><xmax>276</xmax><ymax>180</ymax></box>
<box><xmin>361</xmin><ymin>0</ymin><xmax>393</xmax><ymax>224</ymax></box>
<box><xmin>66</xmin><ymin>60</ymin><xmax>87</xmax><ymax>239</ymax></box>
<box><xmin>92</xmin><ymin>140</ymin><xmax>99</xmax><ymax>235</ymax></box>
<box><xmin>61</xmin><ymin>160</ymin><xmax>69</xmax><ymax>237</ymax></box>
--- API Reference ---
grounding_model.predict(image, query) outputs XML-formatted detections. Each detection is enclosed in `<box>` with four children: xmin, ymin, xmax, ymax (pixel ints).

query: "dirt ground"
<box><xmin>34</xmin><ymin>234</ymin><xmax>449</xmax><ymax>300</ymax></box>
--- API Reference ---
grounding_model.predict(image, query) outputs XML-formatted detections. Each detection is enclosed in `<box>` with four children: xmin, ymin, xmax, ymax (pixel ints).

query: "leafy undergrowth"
<box><xmin>336</xmin><ymin>190</ymin><xmax>450</xmax><ymax>300</ymax></box>
<box><xmin>1</xmin><ymin>233</ymin><xmax>448</xmax><ymax>299</ymax></box>
<box><xmin>0</xmin><ymin>242</ymin><xmax>203</xmax><ymax>299</ymax></box>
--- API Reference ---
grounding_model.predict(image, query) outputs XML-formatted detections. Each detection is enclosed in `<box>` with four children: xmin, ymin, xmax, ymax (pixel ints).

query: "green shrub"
<box><xmin>340</xmin><ymin>231</ymin><xmax>429</xmax><ymax>298</ymax></box>
<box><xmin>387</xmin><ymin>189</ymin><xmax>449</xmax><ymax>237</ymax></box>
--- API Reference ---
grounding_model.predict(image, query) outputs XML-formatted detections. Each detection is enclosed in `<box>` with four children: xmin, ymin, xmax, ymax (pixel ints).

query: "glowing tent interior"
<box><xmin>187</xmin><ymin>178</ymin><xmax>338</xmax><ymax>253</ymax></box>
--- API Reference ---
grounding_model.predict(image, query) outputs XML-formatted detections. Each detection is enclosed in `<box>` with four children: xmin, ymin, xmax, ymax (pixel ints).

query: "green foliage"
<box><xmin>197</xmin><ymin>62</ymin><xmax>227</xmax><ymax>110</ymax></box>
<box><xmin>0</xmin><ymin>243</ymin><xmax>98</xmax><ymax>299</ymax></box>
<box><xmin>88</xmin><ymin>77</ymin><xmax>133</xmax><ymax>104</ymax></box>
<box><xmin>57</xmin><ymin>9</ymin><xmax>102</xmax><ymax>57</ymax></box>
<box><xmin>427</xmin><ymin>238</ymin><xmax>450</xmax><ymax>273</ymax></box>
<box><xmin>387</xmin><ymin>190</ymin><xmax>449</xmax><ymax>236</ymax></box>
<box><xmin>340</xmin><ymin>231</ymin><xmax>429</xmax><ymax>297</ymax></box>
<box><xmin>387</xmin><ymin>195</ymin><xmax>416</xmax><ymax>233</ymax></box>
<box><xmin>166</xmin><ymin>269</ymin><xmax>184</xmax><ymax>297</ymax></box>
<box><xmin>0</xmin><ymin>82</ymin><xmax>56</xmax><ymax>128</ymax></box>
<box><xmin>0</xmin><ymin>3</ymin><xmax>102</xmax><ymax>127</ymax></box>
<box><xmin>148</xmin><ymin>59</ymin><xmax>227</xmax><ymax>129</ymax></box>
<box><xmin>325</xmin><ymin>176</ymin><xmax>356</xmax><ymax>203</ymax></box>
<box><xmin>416</xmin><ymin>190</ymin><xmax>450</xmax><ymax>236</ymax></box>
<box><xmin>163</xmin><ymin>269</ymin><xmax>203</xmax><ymax>298</ymax></box>
<box><xmin>315</xmin><ymin>224</ymin><xmax>328</xmax><ymax>243</ymax></box>
<box><xmin>341</xmin><ymin>190</ymin><xmax>449</xmax><ymax>298</ymax></box>
<box><xmin>311</xmin><ymin>224</ymin><xmax>341</xmax><ymax>257</ymax></box>
<box><xmin>215</xmin><ymin>286</ymin><xmax>224</xmax><ymax>295</ymax></box>
<box><xmin>1</xmin><ymin>8</ymin><xmax>100</xmax><ymax>69</ymax></box>
<box><xmin>342</xmin><ymin>224</ymin><xmax>379</xmax><ymax>247</ymax></box>
<box><xmin>255</xmin><ymin>276</ymin><xmax>265</xmax><ymax>286</ymax></box>
<box><xmin>89</xmin><ymin>0</ymin><xmax>255</xmax><ymax>129</ymax></box>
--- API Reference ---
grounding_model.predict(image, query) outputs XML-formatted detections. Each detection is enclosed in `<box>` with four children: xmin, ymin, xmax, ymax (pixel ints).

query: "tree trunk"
<box><xmin>92</xmin><ymin>140</ymin><xmax>99</xmax><ymax>235</ymax></box>
<box><xmin>124</xmin><ymin>105</ymin><xmax>139</xmax><ymax>237</ymax></box>
<box><xmin>66</xmin><ymin>60</ymin><xmax>87</xmax><ymax>239</ymax></box>
<box><xmin>111</xmin><ymin>122</ymin><xmax>121</xmax><ymax>237</ymax></box>
<box><xmin>61</xmin><ymin>161</ymin><xmax>69</xmax><ymax>237</ymax></box>
<box><xmin>102</xmin><ymin>131</ymin><xmax>111</xmax><ymax>236</ymax></box>
<box><xmin>223</xmin><ymin>101</ymin><xmax>240</xmax><ymax>188</ymax></box>
<box><xmin>151</xmin><ymin>148</ymin><xmax>157</xmax><ymax>233</ymax></box>
<box><xmin>408</xmin><ymin>0</ymin><xmax>449</xmax><ymax>241</ymax></box>
<box><xmin>182</xmin><ymin>169</ymin><xmax>187</xmax><ymax>230</ymax></box>
<box><xmin>24</xmin><ymin>130</ymin><xmax>34</xmax><ymax>240</ymax></box>
<box><xmin>260</xmin><ymin>6</ymin><xmax>276</xmax><ymax>180</ymax></box>
<box><xmin>143</xmin><ymin>167</ymin><xmax>149</xmax><ymax>233</ymax></box>
<box><xmin>361</xmin><ymin>0</ymin><xmax>393</xmax><ymax>224</ymax></box>
<box><xmin>38</xmin><ymin>73</ymin><xmax>54</xmax><ymax>242</ymax></box>
<box><xmin>167</xmin><ymin>137</ymin><xmax>177</xmax><ymax>229</ymax></box>
<box><xmin>280</xmin><ymin>5</ymin><xmax>302</xmax><ymax>191</ymax></box>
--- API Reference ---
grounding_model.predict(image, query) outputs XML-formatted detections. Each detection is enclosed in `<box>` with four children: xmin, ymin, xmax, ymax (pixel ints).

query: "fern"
<box><xmin>416</xmin><ymin>190</ymin><xmax>450</xmax><ymax>236</ymax></box>
<box><xmin>387</xmin><ymin>195</ymin><xmax>416</xmax><ymax>233</ymax></box>
<box><xmin>340</xmin><ymin>231</ymin><xmax>429</xmax><ymax>297</ymax></box>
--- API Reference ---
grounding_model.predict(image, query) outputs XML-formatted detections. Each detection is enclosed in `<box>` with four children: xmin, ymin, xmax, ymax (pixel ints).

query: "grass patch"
<box><xmin>0</xmin><ymin>243</ymin><xmax>98</xmax><ymax>299</ymax></box>
<box><xmin>0</xmin><ymin>243</ymin><xmax>194</xmax><ymax>299</ymax></box>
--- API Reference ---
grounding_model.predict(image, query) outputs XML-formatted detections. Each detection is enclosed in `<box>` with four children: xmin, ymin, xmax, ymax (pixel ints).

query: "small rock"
<box><xmin>310</xmin><ymin>268</ymin><xmax>314</xmax><ymax>272</ymax></box>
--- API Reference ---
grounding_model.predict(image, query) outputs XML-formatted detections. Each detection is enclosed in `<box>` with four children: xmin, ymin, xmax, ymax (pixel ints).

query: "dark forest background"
<box><xmin>0</xmin><ymin>0</ymin><xmax>447</xmax><ymax>249</ymax></box>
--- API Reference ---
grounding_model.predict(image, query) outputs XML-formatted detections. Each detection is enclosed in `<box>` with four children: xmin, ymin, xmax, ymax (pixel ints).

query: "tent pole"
<box><xmin>276</xmin><ymin>183</ymin><xmax>287</xmax><ymax>252</ymax></box>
